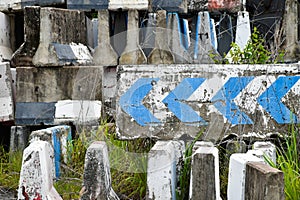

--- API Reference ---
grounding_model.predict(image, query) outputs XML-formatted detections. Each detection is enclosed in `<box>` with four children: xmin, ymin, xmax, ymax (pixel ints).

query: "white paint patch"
<box><xmin>251</xmin><ymin>141</ymin><xmax>276</xmax><ymax>164</ymax></box>
<box><xmin>55</xmin><ymin>100</ymin><xmax>101</xmax><ymax>123</ymax></box>
<box><xmin>227</xmin><ymin>153</ymin><xmax>264</xmax><ymax>200</ymax></box>
<box><xmin>18</xmin><ymin>140</ymin><xmax>62</xmax><ymax>200</ymax></box>
<box><xmin>69</xmin><ymin>43</ymin><xmax>93</xmax><ymax>63</ymax></box>
<box><xmin>109</xmin><ymin>0</ymin><xmax>148</xmax><ymax>10</ymax></box>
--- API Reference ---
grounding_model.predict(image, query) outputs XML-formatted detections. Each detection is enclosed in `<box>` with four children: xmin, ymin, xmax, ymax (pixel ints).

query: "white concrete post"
<box><xmin>18</xmin><ymin>140</ymin><xmax>62</xmax><ymax>200</ymax></box>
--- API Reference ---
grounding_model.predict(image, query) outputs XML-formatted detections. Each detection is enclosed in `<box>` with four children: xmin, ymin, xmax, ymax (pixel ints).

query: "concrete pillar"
<box><xmin>0</xmin><ymin>12</ymin><xmax>12</xmax><ymax>62</ymax></box>
<box><xmin>245</xmin><ymin>162</ymin><xmax>285</xmax><ymax>200</ymax></box>
<box><xmin>10</xmin><ymin>126</ymin><xmax>30</xmax><ymax>152</ymax></box>
<box><xmin>248</xmin><ymin>141</ymin><xmax>276</xmax><ymax>164</ymax></box>
<box><xmin>227</xmin><ymin>153</ymin><xmax>264</xmax><ymax>200</ymax></box>
<box><xmin>226</xmin><ymin>140</ymin><xmax>247</xmax><ymax>155</ymax></box>
<box><xmin>102</xmin><ymin>66</ymin><xmax>117</xmax><ymax>116</ymax></box>
<box><xmin>29</xmin><ymin>125</ymin><xmax>72</xmax><ymax>178</ymax></box>
<box><xmin>119</xmin><ymin>10</ymin><xmax>147</xmax><ymax>65</ymax></box>
<box><xmin>81</xmin><ymin>141</ymin><xmax>119</xmax><ymax>200</ymax></box>
<box><xmin>94</xmin><ymin>10</ymin><xmax>118</xmax><ymax>66</ymax></box>
<box><xmin>86</xmin><ymin>17</ymin><xmax>98</xmax><ymax>49</ymax></box>
<box><xmin>167</xmin><ymin>13</ymin><xmax>192</xmax><ymax>64</ymax></box>
<box><xmin>32</xmin><ymin>7</ymin><xmax>92</xmax><ymax>66</ymax></box>
<box><xmin>141</xmin><ymin>13</ymin><xmax>156</xmax><ymax>57</ymax></box>
<box><xmin>147</xmin><ymin>140</ymin><xmax>184</xmax><ymax>200</ymax></box>
<box><xmin>18</xmin><ymin>140</ymin><xmax>62</xmax><ymax>200</ymax></box>
<box><xmin>148</xmin><ymin>10</ymin><xmax>175</xmax><ymax>64</ymax></box>
<box><xmin>189</xmin><ymin>141</ymin><xmax>221</xmax><ymax>200</ymax></box>
<box><xmin>11</xmin><ymin>6</ymin><xmax>40</xmax><ymax>67</ymax></box>
<box><xmin>0</xmin><ymin>62</ymin><xmax>14</xmax><ymax>122</ymax></box>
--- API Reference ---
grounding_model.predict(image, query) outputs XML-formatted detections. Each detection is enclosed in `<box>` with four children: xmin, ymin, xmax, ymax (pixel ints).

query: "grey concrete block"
<box><xmin>189</xmin><ymin>142</ymin><xmax>221</xmax><ymax>200</ymax></box>
<box><xmin>147</xmin><ymin>140</ymin><xmax>184</xmax><ymax>200</ymax></box>
<box><xmin>109</xmin><ymin>0</ymin><xmax>148</xmax><ymax>11</ymax></box>
<box><xmin>151</xmin><ymin>0</ymin><xmax>187</xmax><ymax>13</ymax></box>
<box><xmin>0</xmin><ymin>12</ymin><xmax>12</xmax><ymax>61</ymax></box>
<box><xmin>81</xmin><ymin>141</ymin><xmax>119</xmax><ymax>200</ymax></box>
<box><xmin>86</xmin><ymin>17</ymin><xmax>98</xmax><ymax>49</ymax></box>
<box><xmin>245</xmin><ymin>162</ymin><xmax>285</xmax><ymax>200</ymax></box>
<box><xmin>93</xmin><ymin>10</ymin><xmax>118</xmax><ymax>66</ymax></box>
<box><xmin>32</xmin><ymin>7</ymin><xmax>92</xmax><ymax>66</ymax></box>
<box><xmin>0</xmin><ymin>0</ymin><xmax>64</xmax><ymax>12</ymax></box>
<box><xmin>17</xmin><ymin>140</ymin><xmax>62</xmax><ymax>199</ymax></box>
<box><xmin>10</xmin><ymin>126</ymin><xmax>30</xmax><ymax>152</ymax></box>
<box><xmin>67</xmin><ymin>0</ymin><xmax>109</xmax><ymax>10</ymax></box>
<box><xmin>0</xmin><ymin>62</ymin><xmax>14</xmax><ymax>122</ymax></box>
<box><xmin>119</xmin><ymin>10</ymin><xmax>147</xmax><ymax>65</ymax></box>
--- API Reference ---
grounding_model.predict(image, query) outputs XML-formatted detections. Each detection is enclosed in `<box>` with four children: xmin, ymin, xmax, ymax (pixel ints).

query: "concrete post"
<box><xmin>227</xmin><ymin>153</ymin><xmax>264</xmax><ymax>200</ymax></box>
<box><xmin>32</xmin><ymin>7</ymin><xmax>92</xmax><ymax>66</ymax></box>
<box><xmin>0</xmin><ymin>62</ymin><xmax>14</xmax><ymax>122</ymax></box>
<box><xmin>147</xmin><ymin>140</ymin><xmax>184</xmax><ymax>200</ymax></box>
<box><xmin>86</xmin><ymin>17</ymin><xmax>98</xmax><ymax>49</ymax></box>
<box><xmin>10</xmin><ymin>126</ymin><xmax>30</xmax><ymax>152</ymax></box>
<box><xmin>94</xmin><ymin>10</ymin><xmax>118</xmax><ymax>66</ymax></box>
<box><xmin>81</xmin><ymin>141</ymin><xmax>119</xmax><ymax>200</ymax></box>
<box><xmin>0</xmin><ymin>12</ymin><xmax>12</xmax><ymax>61</ymax></box>
<box><xmin>119</xmin><ymin>10</ymin><xmax>147</xmax><ymax>65</ymax></box>
<box><xmin>141</xmin><ymin>13</ymin><xmax>156</xmax><ymax>57</ymax></box>
<box><xmin>245</xmin><ymin>162</ymin><xmax>285</xmax><ymax>200</ymax></box>
<box><xmin>248</xmin><ymin>141</ymin><xmax>276</xmax><ymax>164</ymax></box>
<box><xmin>29</xmin><ymin>125</ymin><xmax>72</xmax><ymax>179</ymax></box>
<box><xmin>11</xmin><ymin>6</ymin><xmax>40</xmax><ymax>67</ymax></box>
<box><xmin>189</xmin><ymin>141</ymin><xmax>221</xmax><ymax>200</ymax></box>
<box><xmin>167</xmin><ymin>13</ymin><xmax>192</xmax><ymax>64</ymax></box>
<box><xmin>18</xmin><ymin>140</ymin><xmax>62</xmax><ymax>200</ymax></box>
<box><xmin>148</xmin><ymin>10</ymin><xmax>175</xmax><ymax>64</ymax></box>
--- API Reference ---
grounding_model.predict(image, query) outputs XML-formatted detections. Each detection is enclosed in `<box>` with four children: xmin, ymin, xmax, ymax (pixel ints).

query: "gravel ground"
<box><xmin>0</xmin><ymin>187</ymin><xmax>17</xmax><ymax>200</ymax></box>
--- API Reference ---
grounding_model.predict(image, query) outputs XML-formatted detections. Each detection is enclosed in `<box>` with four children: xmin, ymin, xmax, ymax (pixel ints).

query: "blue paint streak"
<box><xmin>211</xmin><ymin>77</ymin><xmax>254</xmax><ymax>125</ymax></box>
<box><xmin>120</xmin><ymin>78</ymin><xmax>161</xmax><ymax>126</ymax></box>
<box><xmin>257</xmin><ymin>76</ymin><xmax>300</xmax><ymax>124</ymax></box>
<box><xmin>182</xmin><ymin>18</ymin><xmax>189</xmax><ymax>50</ymax></box>
<box><xmin>163</xmin><ymin>78</ymin><xmax>207</xmax><ymax>125</ymax></box>
<box><xmin>52</xmin><ymin>129</ymin><xmax>61</xmax><ymax>179</ymax></box>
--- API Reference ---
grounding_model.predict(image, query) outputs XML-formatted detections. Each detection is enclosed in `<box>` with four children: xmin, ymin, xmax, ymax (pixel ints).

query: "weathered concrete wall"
<box><xmin>0</xmin><ymin>0</ymin><xmax>64</xmax><ymax>12</ymax></box>
<box><xmin>116</xmin><ymin>64</ymin><xmax>300</xmax><ymax>139</ymax></box>
<box><xmin>32</xmin><ymin>7</ymin><xmax>92</xmax><ymax>66</ymax></box>
<box><xmin>245</xmin><ymin>162</ymin><xmax>285</xmax><ymax>200</ymax></box>
<box><xmin>0</xmin><ymin>12</ymin><xmax>12</xmax><ymax>61</ymax></box>
<box><xmin>0</xmin><ymin>62</ymin><xmax>14</xmax><ymax>122</ymax></box>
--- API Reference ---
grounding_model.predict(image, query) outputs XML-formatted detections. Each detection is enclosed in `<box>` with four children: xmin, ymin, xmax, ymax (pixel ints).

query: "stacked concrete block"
<box><xmin>0</xmin><ymin>0</ymin><xmax>64</xmax><ymax>12</ymax></box>
<box><xmin>245</xmin><ymin>162</ymin><xmax>285</xmax><ymax>200</ymax></box>
<box><xmin>18</xmin><ymin>140</ymin><xmax>62</xmax><ymax>200</ymax></box>
<box><xmin>189</xmin><ymin>141</ymin><xmax>221</xmax><ymax>200</ymax></box>
<box><xmin>0</xmin><ymin>12</ymin><xmax>12</xmax><ymax>61</ymax></box>
<box><xmin>0</xmin><ymin>62</ymin><xmax>14</xmax><ymax>122</ymax></box>
<box><xmin>81</xmin><ymin>141</ymin><xmax>119</xmax><ymax>200</ymax></box>
<box><xmin>29</xmin><ymin>125</ymin><xmax>72</xmax><ymax>178</ymax></box>
<box><xmin>227</xmin><ymin>153</ymin><xmax>264</xmax><ymax>200</ymax></box>
<box><xmin>147</xmin><ymin>140</ymin><xmax>184</xmax><ymax>200</ymax></box>
<box><xmin>119</xmin><ymin>10</ymin><xmax>147</xmax><ymax>65</ymax></box>
<box><xmin>247</xmin><ymin>141</ymin><xmax>277</xmax><ymax>164</ymax></box>
<box><xmin>67</xmin><ymin>0</ymin><xmax>109</xmax><ymax>10</ymax></box>
<box><xmin>32</xmin><ymin>7</ymin><xmax>92</xmax><ymax>66</ymax></box>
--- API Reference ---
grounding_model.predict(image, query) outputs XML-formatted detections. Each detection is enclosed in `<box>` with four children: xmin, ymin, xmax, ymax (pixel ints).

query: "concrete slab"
<box><xmin>109</xmin><ymin>0</ymin><xmax>148</xmax><ymax>11</ymax></box>
<box><xmin>18</xmin><ymin>140</ymin><xmax>62</xmax><ymax>200</ymax></box>
<box><xmin>227</xmin><ymin>153</ymin><xmax>264</xmax><ymax>200</ymax></box>
<box><xmin>81</xmin><ymin>141</ymin><xmax>119</xmax><ymax>200</ymax></box>
<box><xmin>67</xmin><ymin>0</ymin><xmax>109</xmax><ymax>10</ymax></box>
<box><xmin>0</xmin><ymin>62</ymin><xmax>14</xmax><ymax>122</ymax></box>
<box><xmin>0</xmin><ymin>12</ymin><xmax>12</xmax><ymax>62</ymax></box>
<box><xmin>116</xmin><ymin>64</ymin><xmax>300</xmax><ymax>139</ymax></box>
<box><xmin>147</xmin><ymin>140</ymin><xmax>184</xmax><ymax>200</ymax></box>
<box><xmin>32</xmin><ymin>7</ymin><xmax>92</xmax><ymax>66</ymax></box>
<box><xmin>0</xmin><ymin>0</ymin><xmax>64</xmax><ymax>12</ymax></box>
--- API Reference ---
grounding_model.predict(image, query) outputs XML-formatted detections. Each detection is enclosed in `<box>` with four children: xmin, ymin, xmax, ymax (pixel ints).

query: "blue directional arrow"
<box><xmin>162</xmin><ymin>78</ymin><xmax>207</xmax><ymax>125</ymax></box>
<box><xmin>257</xmin><ymin>76</ymin><xmax>300</xmax><ymax>124</ymax></box>
<box><xmin>211</xmin><ymin>77</ymin><xmax>254</xmax><ymax>125</ymax></box>
<box><xmin>120</xmin><ymin>78</ymin><xmax>161</xmax><ymax>126</ymax></box>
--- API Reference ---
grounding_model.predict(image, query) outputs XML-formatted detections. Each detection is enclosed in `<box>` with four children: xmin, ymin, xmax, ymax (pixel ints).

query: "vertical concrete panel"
<box><xmin>147</xmin><ymin>141</ymin><xmax>184</xmax><ymax>200</ymax></box>
<box><xmin>189</xmin><ymin>142</ymin><xmax>221</xmax><ymax>200</ymax></box>
<box><xmin>81</xmin><ymin>141</ymin><xmax>119</xmax><ymax>200</ymax></box>
<box><xmin>0</xmin><ymin>12</ymin><xmax>12</xmax><ymax>61</ymax></box>
<box><xmin>0</xmin><ymin>62</ymin><xmax>14</xmax><ymax>122</ymax></box>
<box><xmin>245</xmin><ymin>162</ymin><xmax>285</xmax><ymax>200</ymax></box>
<box><xmin>18</xmin><ymin>140</ymin><xmax>62</xmax><ymax>200</ymax></box>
